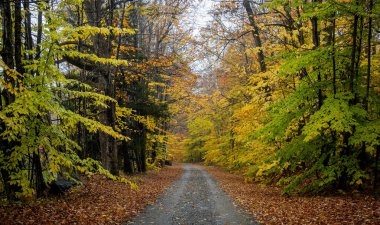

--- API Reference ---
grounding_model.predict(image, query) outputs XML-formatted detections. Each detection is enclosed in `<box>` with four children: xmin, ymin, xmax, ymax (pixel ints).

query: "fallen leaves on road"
<box><xmin>204</xmin><ymin>165</ymin><xmax>380</xmax><ymax>225</ymax></box>
<box><xmin>0</xmin><ymin>164</ymin><xmax>182</xmax><ymax>225</ymax></box>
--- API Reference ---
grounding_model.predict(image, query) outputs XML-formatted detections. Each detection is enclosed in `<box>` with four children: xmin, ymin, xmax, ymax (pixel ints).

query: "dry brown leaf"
<box><xmin>0</xmin><ymin>164</ymin><xmax>182</xmax><ymax>225</ymax></box>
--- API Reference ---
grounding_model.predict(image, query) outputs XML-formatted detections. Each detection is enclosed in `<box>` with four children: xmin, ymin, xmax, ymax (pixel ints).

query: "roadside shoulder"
<box><xmin>203</xmin><ymin>165</ymin><xmax>380</xmax><ymax>225</ymax></box>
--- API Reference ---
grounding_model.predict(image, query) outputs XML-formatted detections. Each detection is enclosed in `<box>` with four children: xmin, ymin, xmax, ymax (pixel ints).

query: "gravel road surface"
<box><xmin>128</xmin><ymin>164</ymin><xmax>258</xmax><ymax>225</ymax></box>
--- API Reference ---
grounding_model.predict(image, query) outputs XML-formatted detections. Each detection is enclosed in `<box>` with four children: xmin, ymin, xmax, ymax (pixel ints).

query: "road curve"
<box><xmin>128</xmin><ymin>164</ymin><xmax>258</xmax><ymax>225</ymax></box>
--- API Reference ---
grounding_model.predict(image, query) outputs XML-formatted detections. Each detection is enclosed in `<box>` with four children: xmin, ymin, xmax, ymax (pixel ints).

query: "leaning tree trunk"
<box><xmin>242</xmin><ymin>0</ymin><xmax>266</xmax><ymax>73</ymax></box>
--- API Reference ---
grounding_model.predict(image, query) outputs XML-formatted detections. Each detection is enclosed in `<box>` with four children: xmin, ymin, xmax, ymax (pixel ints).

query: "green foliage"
<box><xmin>0</xmin><ymin>0</ymin><xmax>138</xmax><ymax>199</ymax></box>
<box><xmin>0</xmin><ymin>61</ymin><xmax>132</xmax><ymax>198</ymax></box>
<box><xmin>303</xmin><ymin>95</ymin><xmax>365</xmax><ymax>142</ymax></box>
<box><xmin>182</xmin><ymin>0</ymin><xmax>380</xmax><ymax>195</ymax></box>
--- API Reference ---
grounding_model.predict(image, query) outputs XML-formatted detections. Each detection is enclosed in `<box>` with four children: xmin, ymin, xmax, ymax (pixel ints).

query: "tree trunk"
<box><xmin>32</xmin><ymin>151</ymin><xmax>46</xmax><ymax>197</ymax></box>
<box><xmin>311</xmin><ymin>0</ymin><xmax>323</xmax><ymax>110</ymax></box>
<box><xmin>242</xmin><ymin>0</ymin><xmax>266</xmax><ymax>73</ymax></box>
<box><xmin>123</xmin><ymin>141</ymin><xmax>134</xmax><ymax>174</ymax></box>
<box><xmin>106</xmin><ymin>0</ymin><xmax>119</xmax><ymax>176</ymax></box>
<box><xmin>332</xmin><ymin>18</ymin><xmax>337</xmax><ymax>97</ymax></box>
<box><xmin>365</xmin><ymin>0</ymin><xmax>373</xmax><ymax>111</ymax></box>
<box><xmin>374</xmin><ymin>145</ymin><xmax>379</xmax><ymax>198</ymax></box>
<box><xmin>14</xmin><ymin>0</ymin><xmax>24</xmax><ymax>74</ymax></box>
<box><xmin>0</xmin><ymin>0</ymin><xmax>16</xmax><ymax>201</ymax></box>
<box><xmin>139</xmin><ymin>127</ymin><xmax>147</xmax><ymax>172</ymax></box>
<box><xmin>350</xmin><ymin>12</ymin><xmax>358</xmax><ymax>95</ymax></box>
<box><xmin>24</xmin><ymin>0</ymin><xmax>33</xmax><ymax>59</ymax></box>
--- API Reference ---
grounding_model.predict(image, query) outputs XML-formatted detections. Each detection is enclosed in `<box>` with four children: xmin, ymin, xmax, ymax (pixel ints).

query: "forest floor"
<box><xmin>0</xmin><ymin>164</ymin><xmax>182</xmax><ymax>225</ymax></box>
<box><xmin>204</xmin><ymin>165</ymin><xmax>380</xmax><ymax>225</ymax></box>
<box><xmin>1</xmin><ymin>164</ymin><xmax>379</xmax><ymax>225</ymax></box>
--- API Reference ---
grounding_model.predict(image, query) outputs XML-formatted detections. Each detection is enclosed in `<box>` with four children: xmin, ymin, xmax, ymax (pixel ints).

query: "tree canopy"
<box><xmin>0</xmin><ymin>0</ymin><xmax>194</xmax><ymax>200</ymax></box>
<box><xmin>1</xmin><ymin>0</ymin><xmax>380</xmax><ymax>201</ymax></box>
<box><xmin>179</xmin><ymin>0</ymin><xmax>380</xmax><ymax>195</ymax></box>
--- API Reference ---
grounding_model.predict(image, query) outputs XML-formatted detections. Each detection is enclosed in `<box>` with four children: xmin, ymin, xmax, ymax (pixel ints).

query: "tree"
<box><xmin>183</xmin><ymin>0</ymin><xmax>380</xmax><ymax>195</ymax></box>
<box><xmin>0</xmin><ymin>0</ymin><xmax>192</xmax><ymax>201</ymax></box>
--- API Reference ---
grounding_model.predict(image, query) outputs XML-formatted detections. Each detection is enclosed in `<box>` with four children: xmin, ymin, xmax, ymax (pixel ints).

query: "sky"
<box><xmin>183</xmin><ymin>0</ymin><xmax>221</xmax><ymax>92</ymax></box>
<box><xmin>188</xmin><ymin>0</ymin><xmax>214</xmax><ymax>37</ymax></box>
<box><xmin>183</xmin><ymin>0</ymin><xmax>216</xmax><ymax>75</ymax></box>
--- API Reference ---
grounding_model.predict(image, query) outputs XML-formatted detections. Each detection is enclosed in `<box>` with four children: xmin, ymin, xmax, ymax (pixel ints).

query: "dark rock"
<box><xmin>49</xmin><ymin>179</ymin><xmax>78</xmax><ymax>195</ymax></box>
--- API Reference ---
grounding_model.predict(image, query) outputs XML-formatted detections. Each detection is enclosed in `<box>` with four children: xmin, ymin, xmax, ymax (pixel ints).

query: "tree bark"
<box><xmin>365</xmin><ymin>0</ymin><xmax>373</xmax><ymax>111</ymax></box>
<box><xmin>350</xmin><ymin>11</ymin><xmax>358</xmax><ymax>95</ymax></box>
<box><xmin>24</xmin><ymin>0</ymin><xmax>34</xmax><ymax>60</ymax></box>
<box><xmin>123</xmin><ymin>141</ymin><xmax>134</xmax><ymax>174</ymax></box>
<box><xmin>32</xmin><ymin>150</ymin><xmax>46</xmax><ymax>197</ymax></box>
<box><xmin>375</xmin><ymin>145</ymin><xmax>379</xmax><ymax>198</ymax></box>
<box><xmin>106</xmin><ymin>0</ymin><xmax>119</xmax><ymax>176</ymax></box>
<box><xmin>311</xmin><ymin>0</ymin><xmax>323</xmax><ymax>110</ymax></box>
<box><xmin>332</xmin><ymin>18</ymin><xmax>337</xmax><ymax>97</ymax></box>
<box><xmin>0</xmin><ymin>0</ymin><xmax>18</xmax><ymax>200</ymax></box>
<box><xmin>14</xmin><ymin>0</ymin><xmax>24</xmax><ymax>74</ymax></box>
<box><xmin>242</xmin><ymin>0</ymin><xmax>266</xmax><ymax>73</ymax></box>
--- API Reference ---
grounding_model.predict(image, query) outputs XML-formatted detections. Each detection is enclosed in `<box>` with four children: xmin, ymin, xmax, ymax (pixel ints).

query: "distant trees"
<box><xmin>184</xmin><ymin>0</ymin><xmax>380</xmax><ymax>194</ymax></box>
<box><xmin>0</xmin><ymin>0</ymin><xmax>191</xmax><ymax>200</ymax></box>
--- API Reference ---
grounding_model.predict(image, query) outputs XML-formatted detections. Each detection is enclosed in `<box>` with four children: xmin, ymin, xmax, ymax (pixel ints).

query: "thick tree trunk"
<box><xmin>32</xmin><ymin>151</ymin><xmax>46</xmax><ymax>197</ymax></box>
<box><xmin>14</xmin><ymin>0</ymin><xmax>24</xmax><ymax>74</ymax></box>
<box><xmin>0</xmin><ymin>0</ymin><xmax>20</xmax><ymax>200</ymax></box>
<box><xmin>107</xmin><ymin>94</ymin><xmax>119</xmax><ymax>175</ymax></box>
<box><xmin>106</xmin><ymin>0</ymin><xmax>119</xmax><ymax>176</ymax></box>
<box><xmin>99</xmin><ymin>130</ymin><xmax>110</xmax><ymax>169</ymax></box>
<box><xmin>0</xmin><ymin>0</ymin><xmax>14</xmax><ymax>70</ymax></box>
<box><xmin>123</xmin><ymin>142</ymin><xmax>134</xmax><ymax>174</ymax></box>
<box><xmin>242</xmin><ymin>0</ymin><xmax>266</xmax><ymax>73</ymax></box>
<box><xmin>354</xmin><ymin>16</ymin><xmax>364</xmax><ymax>104</ymax></box>
<box><xmin>1</xmin><ymin>0</ymin><xmax>15</xmax><ymax>201</ymax></box>
<box><xmin>98</xmin><ymin>74</ymin><xmax>110</xmax><ymax>169</ymax></box>
<box><xmin>296</xmin><ymin>6</ymin><xmax>305</xmax><ymax>46</ymax></box>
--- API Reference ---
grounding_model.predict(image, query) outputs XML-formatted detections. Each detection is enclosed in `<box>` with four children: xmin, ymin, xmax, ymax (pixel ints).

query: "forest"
<box><xmin>181</xmin><ymin>0</ymin><xmax>380</xmax><ymax>195</ymax></box>
<box><xmin>0</xmin><ymin>0</ymin><xmax>196</xmax><ymax>201</ymax></box>
<box><xmin>0</xmin><ymin>0</ymin><xmax>379</xmax><ymax>223</ymax></box>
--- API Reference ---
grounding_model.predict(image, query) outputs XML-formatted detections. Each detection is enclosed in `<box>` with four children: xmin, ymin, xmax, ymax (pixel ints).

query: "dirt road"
<box><xmin>129</xmin><ymin>164</ymin><xmax>257</xmax><ymax>225</ymax></box>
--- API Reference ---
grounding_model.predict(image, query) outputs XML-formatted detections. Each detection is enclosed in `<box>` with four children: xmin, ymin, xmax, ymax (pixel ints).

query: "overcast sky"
<box><xmin>183</xmin><ymin>0</ymin><xmax>219</xmax><ymax>91</ymax></box>
<box><xmin>186</xmin><ymin>0</ymin><xmax>214</xmax><ymax>37</ymax></box>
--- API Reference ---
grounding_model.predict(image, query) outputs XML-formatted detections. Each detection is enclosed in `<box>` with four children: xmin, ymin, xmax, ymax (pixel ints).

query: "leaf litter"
<box><xmin>0</xmin><ymin>164</ymin><xmax>182</xmax><ymax>225</ymax></box>
<box><xmin>204</xmin><ymin>165</ymin><xmax>380</xmax><ymax>225</ymax></box>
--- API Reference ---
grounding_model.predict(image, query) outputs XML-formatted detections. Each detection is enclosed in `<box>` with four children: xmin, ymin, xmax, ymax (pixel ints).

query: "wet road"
<box><xmin>129</xmin><ymin>164</ymin><xmax>257</xmax><ymax>225</ymax></box>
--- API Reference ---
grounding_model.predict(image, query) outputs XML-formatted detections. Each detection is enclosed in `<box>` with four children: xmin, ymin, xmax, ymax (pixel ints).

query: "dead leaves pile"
<box><xmin>204</xmin><ymin>166</ymin><xmax>380</xmax><ymax>225</ymax></box>
<box><xmin>0</xmin><ymin>164</ymin><xmax>182</xmax><ymax>225</ymax></box>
